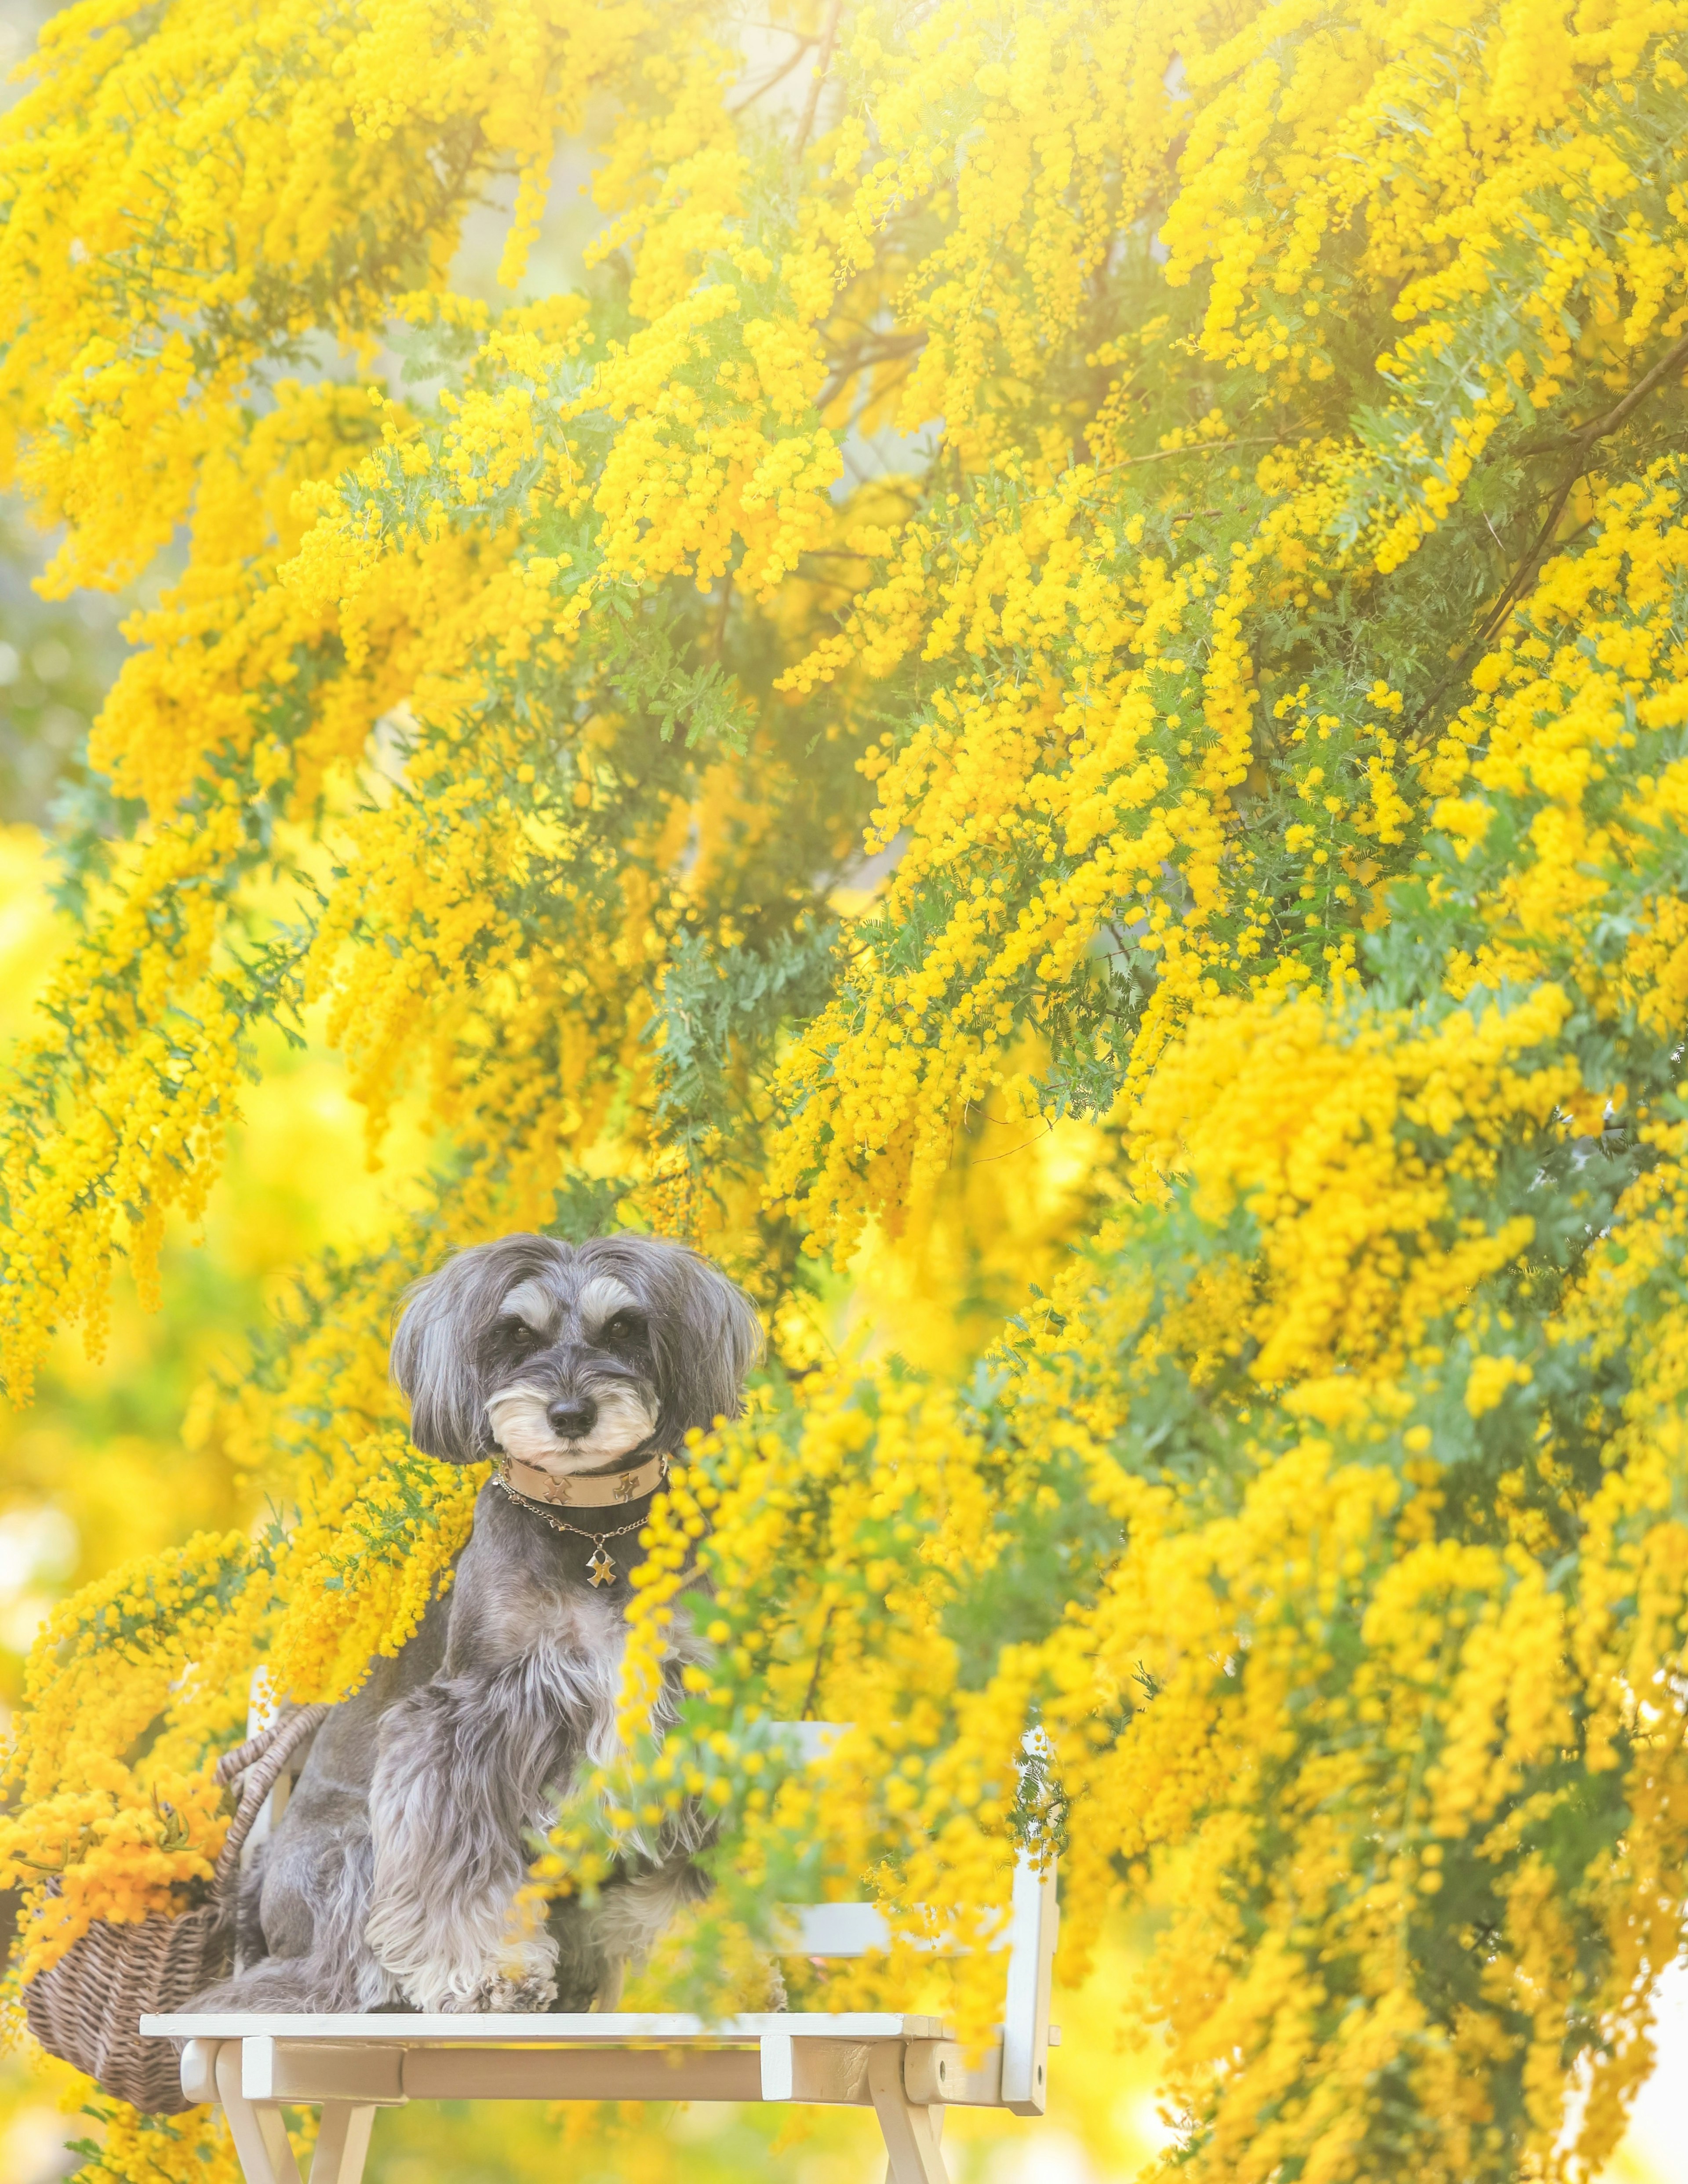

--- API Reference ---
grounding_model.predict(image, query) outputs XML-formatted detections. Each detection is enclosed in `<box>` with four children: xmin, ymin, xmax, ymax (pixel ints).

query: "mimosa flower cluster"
<box><xmin>3</xmin><ymin>4</ymin><xmax>1688</xmax><ymax>2182</ymax></box>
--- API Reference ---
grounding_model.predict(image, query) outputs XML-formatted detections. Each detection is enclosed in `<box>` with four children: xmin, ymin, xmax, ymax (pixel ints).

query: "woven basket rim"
<box><xmin>20</xmin><ymin>1701</ymin><xmax>329</xmax><ymax>2113</ymax></box>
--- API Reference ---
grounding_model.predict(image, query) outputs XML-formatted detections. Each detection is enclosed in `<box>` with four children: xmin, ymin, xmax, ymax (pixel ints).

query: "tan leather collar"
<box><xmin>500</xmin><ymin>1449</ymin><xmax>669</xmax><ymax>1509</ymax></box>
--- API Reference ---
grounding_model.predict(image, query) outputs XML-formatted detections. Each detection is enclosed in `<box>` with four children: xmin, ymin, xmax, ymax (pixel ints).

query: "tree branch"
<box><xmin>820</xmin><ymin>331</ymin><xmax>927</xmax><ymax>410</ymax></box>
<box><xmin>1093</xmin><ymin>434</ymin><xmax>1282</xmax><ymax>477</ymax></box>
<box><xmin>790</xmin><ymin>0</ymin><xmax>844</xmax><ymax>163</ymax></box>
<box><xmin>1410</xmin><ymin>331</ymin><xmax>1688</xmax><ymax>730</ymax></box>
<box><xmin>1510</xmin><ymin>326</ymin><xmax>1688</xmax><ymax>458</ymax></box>
<box><xmin>729</xmin><ymin>34</ymin><xmax>816</xmax><ymax>116</ymax></box>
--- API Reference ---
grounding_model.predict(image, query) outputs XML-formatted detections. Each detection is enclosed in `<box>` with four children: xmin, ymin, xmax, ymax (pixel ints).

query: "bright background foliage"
<box><xmin>2</xmin><ymin>2</ymin><xmax>1688</xmax><ymax>2181</ymax></box>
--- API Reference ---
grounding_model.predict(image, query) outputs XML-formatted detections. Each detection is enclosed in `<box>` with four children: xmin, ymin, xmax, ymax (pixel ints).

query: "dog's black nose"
<box><xmin>546</xmin><ymin>1397</ymin><xmax>597</xmax><ymax>1439</ymax></box>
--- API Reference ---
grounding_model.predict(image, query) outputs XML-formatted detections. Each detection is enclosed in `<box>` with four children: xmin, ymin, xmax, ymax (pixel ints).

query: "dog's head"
<box><xmin>390</xmin><ymin>1233</ymin><xmax>763</xmax><ymax>1478</ymax></box>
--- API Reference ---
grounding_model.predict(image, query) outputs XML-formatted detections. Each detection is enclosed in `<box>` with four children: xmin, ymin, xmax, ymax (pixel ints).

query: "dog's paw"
<box><xmin>396</xmin><ymin>1915</ymin><xmax>559</xmax><ymax>2014</ymax></box>
<box><xmin>438</xmin><ymin>1965</ymin><xmax>559</xmax><ymax>2015</ymax></box>
<box><xmin>497</xmin><ymin>1967</ymin><xmax>560</xmax><ymax>2013</ymax></box>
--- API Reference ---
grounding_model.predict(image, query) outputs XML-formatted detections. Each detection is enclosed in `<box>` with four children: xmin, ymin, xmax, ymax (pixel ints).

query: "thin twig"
<box><xmin>819</xmin><ymin>331</ymin><xmax>926</xmax><ymax>408</ymax></box>
<box><xmin>1472</xmin><ymin>473</ymin><xmax>1578</xmax><ymax>648</ymax></box>
<box><xmin>729</xmin><ymin>34</ymin><xmax>816</xmax><ymax>116</ymax></box>
<box><xmin>967</xmin><ymin>1122</ymin><xmax>1055</xmax><ymax>1168</ymax></box>
<box><xmin>1410</xmin><ymin>331</ymin><xmax>1688</xmax><ymax>731</ymax></box>
<box><xmin>798</xmin><ymin>1602</ymin><xmax>836</xmax><ymax>1721</ymax></box>
<box><xmin>790</xmin><ymin>0</ymin><xmax>844</xmax><ymax>162</ymax></box>
<box><xmin>1511</xmin><ymin>327</ymin><xmax>1688</xmax><ymax>458</ymax></box>
<box><xmin>1092</xmin><ymin>434</ymin><xmax>1281</xmax><ymax>476</ymax></box>
<box><xmin>1411</xmin><ymin>472</ymin><xmax>1580</xmax><ymax>727</ymax></box>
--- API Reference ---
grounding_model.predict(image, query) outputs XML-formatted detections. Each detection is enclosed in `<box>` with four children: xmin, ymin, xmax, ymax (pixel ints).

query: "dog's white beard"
<box><xmin>486</xmin><ymin>1381</ymin><xmax>657</xmax><ymax>1474</ymax></box>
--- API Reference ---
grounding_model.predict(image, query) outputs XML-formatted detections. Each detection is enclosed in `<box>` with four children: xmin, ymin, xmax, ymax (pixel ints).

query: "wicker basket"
<box><xmin>23</xmin><ymin>1704</ymin><xmax>327</xmax><ymax>2114</ymax></box>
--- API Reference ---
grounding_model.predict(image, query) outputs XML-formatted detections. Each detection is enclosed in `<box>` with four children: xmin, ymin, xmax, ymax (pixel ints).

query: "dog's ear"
<box><xmin>391</xmin><ymin>1254</ymin><xmax>485</xmax><ymax>1461</ymax></box>
<box><xmin>660</xmin><ymin>1250</ymin><xmax>765</xmax><ymax>1436</ymax></box>
<box><xmin>391</xmin><ymin>1239</ymin><xmax>559</xmax><ymax>1461</ymax></box>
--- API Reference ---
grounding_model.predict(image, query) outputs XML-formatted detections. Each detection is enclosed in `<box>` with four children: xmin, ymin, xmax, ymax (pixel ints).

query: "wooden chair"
<box><xmin>143</xmin><ymin>1725</ymin><xmax>1059</xmax><ymax>2184</ymax></box>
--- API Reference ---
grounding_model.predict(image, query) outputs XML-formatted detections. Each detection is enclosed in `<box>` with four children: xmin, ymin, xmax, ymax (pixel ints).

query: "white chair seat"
<box><xmin>142</xmin><ymin>1722</ymin><xmax>1058</xmax><ymax>2184</ymax></box>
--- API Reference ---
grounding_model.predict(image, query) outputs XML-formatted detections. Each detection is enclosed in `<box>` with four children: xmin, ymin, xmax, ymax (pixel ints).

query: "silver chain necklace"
<box><xmin>493</xmin><ymin>1453</ymin><xmax>670</xmax><ymax>1587</ymax></box>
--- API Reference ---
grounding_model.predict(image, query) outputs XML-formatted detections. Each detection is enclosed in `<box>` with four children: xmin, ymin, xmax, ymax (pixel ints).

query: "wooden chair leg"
<box><xmin>869</xmin><ymin>2044</ymin><xmax>949</xmax><ymax>2184</ymax></box>
<box><xmin>311</xmin><ymin>2103</ymin><xmax>377</xmax><ymax>2184</ymax></box>
<box><xmin>215</xmin><ymin>2043</ymin><xmax>302</xmax><ymax>2184</ymax></box>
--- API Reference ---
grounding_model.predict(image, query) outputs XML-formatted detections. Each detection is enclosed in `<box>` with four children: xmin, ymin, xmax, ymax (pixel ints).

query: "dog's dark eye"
<box><xmin>498</xmin><ymin>1315</ymin><xmax>539</xmax><ymax>1348</ymax></box>
<box><xmin>600</xmin><ymin>1311</ymin><xmax>644</xmax><ymax>1346</ymax></box>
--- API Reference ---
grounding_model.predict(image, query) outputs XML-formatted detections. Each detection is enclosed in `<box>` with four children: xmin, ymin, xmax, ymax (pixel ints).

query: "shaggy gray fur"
<box><xmin>196</xmin><ymin>1233</ymin><xmax>760</xmax><ymax>2015</ymax></box>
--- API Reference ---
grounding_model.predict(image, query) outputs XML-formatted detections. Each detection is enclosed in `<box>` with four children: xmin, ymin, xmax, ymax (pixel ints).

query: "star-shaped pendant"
<box><xmin>586</xmin><ymin>1545</ymin><xmax>617</xmax><ymax>1587</ymax></box>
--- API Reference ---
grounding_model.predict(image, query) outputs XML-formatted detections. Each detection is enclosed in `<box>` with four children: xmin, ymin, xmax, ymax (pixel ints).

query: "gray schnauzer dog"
<box><xmin>196</xmin><ymin>1232</ymin><xmax>761</xmax><ymax>2015</ymax></box>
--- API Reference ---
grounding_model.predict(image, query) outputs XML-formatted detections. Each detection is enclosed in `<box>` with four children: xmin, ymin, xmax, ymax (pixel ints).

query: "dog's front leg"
<box><xmin>362</xmin><ymin>1672</ymin><xmax>564</xmax><ymax>2013</ymax></box>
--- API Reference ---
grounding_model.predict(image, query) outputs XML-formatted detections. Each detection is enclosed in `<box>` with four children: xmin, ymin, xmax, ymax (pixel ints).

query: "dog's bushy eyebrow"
<box><xmin>576</xmin><ymin>1274</ymin><xmax>639</xmax><ymax>1329</ymax></box>
<box><xmin>497</xmin><ymin>1278</ymin><xmax>558</xmax><ymax>1332</ymax></box>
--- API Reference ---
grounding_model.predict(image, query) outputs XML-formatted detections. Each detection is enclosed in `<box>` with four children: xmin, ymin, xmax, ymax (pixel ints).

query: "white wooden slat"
<box><xmin>998</xmin><ymin>1853</ymin><xmax>1058</xmax><ymax>2116</ymax></box>
<box><xmin>144</xmin><ymin>2009</ymin><xmax>939</xmax><ymax>2043</ymax></box>
<box><xmin>779</xmin><ymin>1901</ymin><xmax>1016</xmax><ymax>1957</ymax></box>
<box><xmin>247</xmin><ymin>1669</ymin><xmax>281</xmax><ymax>1735</ymax></box>
<box><xmin>759</xmin><ymin>2030</ymin><xmax>793</xmax><ymax>2101</ymax></box>
<box><xmin>782</xmin><ymin>1901</ymin><xmax>891</xmax><ymax>1955</ymax></box>
<box><xmin>781</xmin><ymin>1721</ymin><xmax>848</xmax><ymax>1765</ymax></box>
